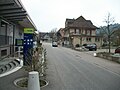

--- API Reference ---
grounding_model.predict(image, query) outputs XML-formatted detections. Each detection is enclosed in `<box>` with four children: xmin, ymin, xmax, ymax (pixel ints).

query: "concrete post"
<box><xmin>0</xmin><ymin>18</ymin><xmax>1</xmax><ymax>32</ymax></box>
<box><xmin>28</xmin><ymin>71</ymin><xmax>40</xmax><ymax>90</ymax></box>
<box><xmin>12</xmin><ymin>25</ymin><xmax>15</xmax><ymax>56</ymax></box>
<box><xmin>94</xmin><ymin>53</ymin><xmax>97</xmax><ymax>57</ymax></box>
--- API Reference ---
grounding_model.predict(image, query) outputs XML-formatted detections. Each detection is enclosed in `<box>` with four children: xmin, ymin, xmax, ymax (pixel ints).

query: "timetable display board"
<box><xmin>23</xmin><ymin>28</ymin><xmax>34</xmax><ymax>65</ymax></box>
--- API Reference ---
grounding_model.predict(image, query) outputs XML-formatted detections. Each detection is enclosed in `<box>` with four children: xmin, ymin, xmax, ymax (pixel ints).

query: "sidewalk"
<box><xmin>0</xmin><ymin>56</ymin><xmax>27</xmax><ymax>90</ymax></box>
<box><xmin>85</xmin><ymin>49</ymin><xmax>115</xmax><ymax>55</ymax></box>
<box><xmin>0</xmin><ymin>68</ymin><xmax>28</xmax><ymax>90</ymax></box>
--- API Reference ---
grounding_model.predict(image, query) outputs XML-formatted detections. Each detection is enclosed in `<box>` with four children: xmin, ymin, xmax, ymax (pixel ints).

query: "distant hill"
<box><xmin>96</xmin><ymin>23</ymin><xmax>120</xmax><ymax>36</ymax></box>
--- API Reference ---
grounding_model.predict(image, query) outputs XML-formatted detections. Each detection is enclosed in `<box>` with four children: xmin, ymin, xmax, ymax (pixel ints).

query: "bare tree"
<box><xmin>104</xmin><ymin>13</ymin><xmax>115</xmax><ymax>53</ymax></box>
<box><xmin>49</xmin><ymin>28</ymin><xmax>57</xmax><ymax>41</ymax></box>
<box><xmin>50</xmin><ymin>28</ymin><xmax>57</xmax><ymax>33</ymax></box>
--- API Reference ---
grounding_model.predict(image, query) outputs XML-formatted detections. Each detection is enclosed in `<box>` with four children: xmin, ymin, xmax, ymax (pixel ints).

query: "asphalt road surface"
<box><xmin>0</xmin><ymin>68</ymin><xmax>28</xmax><ymax>90</ymax></box>
<box><xmin>42</xmin><ymin>43</ymin><xmax>120</xmax><ymax>90</ymax></box>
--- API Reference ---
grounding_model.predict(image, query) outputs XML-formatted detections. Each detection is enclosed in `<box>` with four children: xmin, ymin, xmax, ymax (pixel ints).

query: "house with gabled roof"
<box><xmin>64</xmin><ymin>16</ymin><xmax>102</xmax><ymax>48</ymax></box>
<box><xmin>39</xmin><ymin>32</ymin><xmax>53</xmax><ymax>42</ymax></box>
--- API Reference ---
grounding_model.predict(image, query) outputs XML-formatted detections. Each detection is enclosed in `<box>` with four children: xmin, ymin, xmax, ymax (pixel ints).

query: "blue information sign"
<box><xmin>23</xmin><ymin>28</ymin><xmax>34</xmax><ymax>65</ymax></box>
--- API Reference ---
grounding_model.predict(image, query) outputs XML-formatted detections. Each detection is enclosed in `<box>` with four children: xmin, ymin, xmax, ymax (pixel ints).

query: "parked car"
<box><xmin>52</xmin><ymin>42</ymin><xmax>58</xmax><ymax>47</ymax></box>
<box><xmin>115</xmin><ymin>47</ymin><xmax>120</xmax><ymax>53</ymax></box>
<box><xmin>83</xmin><ymin>43</ymin><xmax>97</xmax><ymax>51</ymax></box>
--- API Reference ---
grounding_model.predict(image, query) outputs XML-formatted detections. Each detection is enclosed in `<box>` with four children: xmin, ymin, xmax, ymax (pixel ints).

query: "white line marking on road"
<box><xmin>0</xmin><ymin>60</ymin><xmax>23</xmax><ymax>77</ymax></box>
<box><xmin>0</xmin><ymin>66</ymin><xmax>22</xmax><ymax>77</ymax></box>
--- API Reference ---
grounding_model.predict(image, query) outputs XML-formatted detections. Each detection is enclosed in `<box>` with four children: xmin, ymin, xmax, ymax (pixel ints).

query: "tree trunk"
<box><xmin>108</xmin><ymin>25</ymin><xmax>111</xmax><ymax>53</ymax></box>
<box><xmin>108</xmin><ymin>35</ymin><xmax>111</xmax><ymax>53</ymax></box>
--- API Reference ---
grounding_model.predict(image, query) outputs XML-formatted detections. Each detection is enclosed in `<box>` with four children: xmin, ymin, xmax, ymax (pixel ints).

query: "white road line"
<box><xmin>0</xmin><ymin>60</ymin><xmax>23</xmax><ymax>77</ymax></box>
<box><xmin>0</xmin><ymin>66</ymin><xmax>22</xmax><ymax>77</ymax></box>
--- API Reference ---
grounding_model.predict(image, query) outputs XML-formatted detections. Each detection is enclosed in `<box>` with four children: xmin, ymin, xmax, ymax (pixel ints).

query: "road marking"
<box><xmin>0</xmin><ymin>66</ymin><xmax>22</xmax><ymax>77</ymax></box>
<box><xmin>0</xmin><ymin>60</ymin><xmax>23</xmax><ymax>77</ymax></box>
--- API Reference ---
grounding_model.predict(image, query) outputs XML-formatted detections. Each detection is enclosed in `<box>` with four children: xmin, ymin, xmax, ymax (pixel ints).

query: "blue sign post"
<box><xmin>23</xmin><ymin>28</ymin><xmax>34</xmax><ymax>65</ymax></box>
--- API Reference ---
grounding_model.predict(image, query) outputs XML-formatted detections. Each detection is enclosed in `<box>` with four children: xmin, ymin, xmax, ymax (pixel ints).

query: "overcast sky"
<box><xmin>21</xmin><ymin>0</ymin><xmax>120</xmax><ymax>32</ymax></box>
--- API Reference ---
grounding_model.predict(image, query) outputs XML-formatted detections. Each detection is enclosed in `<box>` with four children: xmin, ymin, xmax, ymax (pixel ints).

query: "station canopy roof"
<box><xmin>0</xmin><ymin>0</ymin><xmax>37</xmax><ymax>30</ymax></box>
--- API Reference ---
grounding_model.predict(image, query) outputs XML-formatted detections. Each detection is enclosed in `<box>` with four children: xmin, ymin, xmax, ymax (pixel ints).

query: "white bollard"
<box><xmin>94</xmin><ymin>53</ymin><xmax>97</xmax><ymax>57</ymax></box>
<box><xmin>28</xmin><ymin>71</ymin><xmax>40</xmax><ymax>90</ymax></box>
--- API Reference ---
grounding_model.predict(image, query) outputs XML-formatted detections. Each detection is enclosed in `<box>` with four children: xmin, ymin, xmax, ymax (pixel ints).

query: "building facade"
<box><xmin>0</xmin><ymin>0</ymin><xmax>37</xmax><ymax>59</ymax></box>
<box><xmin>64</xmin><ymin>16</ymin><xmax>102</xmax><ymax>48</ymax></box>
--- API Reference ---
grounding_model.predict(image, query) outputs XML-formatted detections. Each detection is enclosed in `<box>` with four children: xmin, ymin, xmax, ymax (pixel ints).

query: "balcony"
<box><xmin>70</xmin><ymin>32</ymin><xmax>83</xmax><ymax>36</ymax></box>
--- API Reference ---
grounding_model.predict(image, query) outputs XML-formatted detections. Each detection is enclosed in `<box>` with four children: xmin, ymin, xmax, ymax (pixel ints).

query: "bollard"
<box><xmin>94</xmin><ymin>53</ymin><xmax>97</xmax><ymax>57</ymax></box>
<box><xmin>28</xmin><ymin>71</ymin><xmax>40</xmax><ymax>90</ymax></box>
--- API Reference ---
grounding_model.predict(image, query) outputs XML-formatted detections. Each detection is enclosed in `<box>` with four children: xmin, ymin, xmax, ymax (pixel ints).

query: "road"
<box><xmin>0</xmin><ymin>68</ymin><xmax>27</xmax><ymax>90</ymax></box>
<box><xmin>42</xmin><ymin>43</ymin><xmax>120</xmax><ymax>90</ymax></box>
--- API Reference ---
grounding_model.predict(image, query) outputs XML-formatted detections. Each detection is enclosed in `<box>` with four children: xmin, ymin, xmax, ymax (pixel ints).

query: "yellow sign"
<box><xmin>24</xmin><ymin>28</ymin><xmax>34</xmax><ymax>34</ymax></box>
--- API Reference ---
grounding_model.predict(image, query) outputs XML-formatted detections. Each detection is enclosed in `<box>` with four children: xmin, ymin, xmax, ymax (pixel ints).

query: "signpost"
<box><xmin>23</xmin><ymin>28</ymin><xmax>34</xmax><ymax>65</ymax></box>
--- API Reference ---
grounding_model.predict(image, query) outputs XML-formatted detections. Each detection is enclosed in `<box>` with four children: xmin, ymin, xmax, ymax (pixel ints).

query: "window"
<box><xmin>86</xmin><ymin>37</ymin><xmax>91</xmax><ymax>42</ymax></box>
<box><xmin>70</xmin><ymin>29</ymin><xmax>74</xmax><ymax>33</ymax></box>
<box><xmin>76</xmin><ymin>29</ymin><xmax>79</xmax><ymax>34</ymax></box>
<box><xmin>95</xmin><ymin>38</ymin><xmax>100</xmax><ymax>42</ymax></box>
<box><xmin>86</xmin><ymin>30</ymin><xmax>90</xmax><ymax>35</ymax></box>
<box><xmin>1</xmin><ymin>49</ymin><xmax>7</xmax><ymax>56</ymax></box>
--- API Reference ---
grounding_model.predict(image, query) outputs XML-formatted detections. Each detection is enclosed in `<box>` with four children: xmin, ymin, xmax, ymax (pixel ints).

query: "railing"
<box><xmin>0</xmin><ymin>35</ymin><xmax>12</xmax><ymax>46</ymax></box>
<box><xmin>69</xmin><ymin>32</ymin><xmax>81</xmax><ymax>36</ymax></box>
